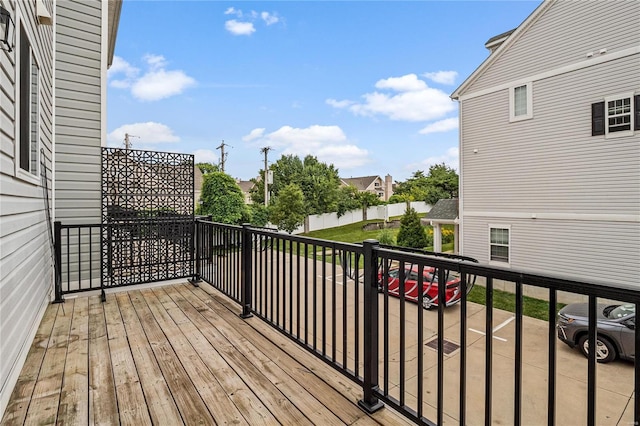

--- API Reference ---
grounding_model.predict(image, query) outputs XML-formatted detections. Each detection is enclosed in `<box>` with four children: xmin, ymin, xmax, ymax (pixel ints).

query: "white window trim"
<box><xmin>14</xmin><ymin>14</ymin><xmax>41</xmax><ymax>186</ymax></box>
<box><xmin>604</xmin><ymin>92</ymin><xmax>635</xmax><ymax>139</ymax></box>
<box><xmin>488</xmin><ymin>224</ymin><xmax>511</xmax><ymax>266</ymax></box>
<box><xmin>509</xmin><ymin>82</ymin><xmax>533</xmax><ymax>122</ymax></box>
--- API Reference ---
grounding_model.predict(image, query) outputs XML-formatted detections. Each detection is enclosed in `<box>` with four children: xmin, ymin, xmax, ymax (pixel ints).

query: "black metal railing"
<box><xmin>195</xmin><ymin>220</ymin><xmax>639</xmax><ymax>426</ymax></box>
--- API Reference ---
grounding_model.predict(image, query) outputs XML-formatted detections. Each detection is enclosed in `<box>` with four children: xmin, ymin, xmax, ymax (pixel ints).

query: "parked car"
<box><xmin>556</xmin><ymin>303</ymin><xmax>636</xmax><ymax>363</ymax></box>
<box><xmin>377</xmin><ymin>264</ymin><xmax>462</xmax><ymax>309</ymax></box>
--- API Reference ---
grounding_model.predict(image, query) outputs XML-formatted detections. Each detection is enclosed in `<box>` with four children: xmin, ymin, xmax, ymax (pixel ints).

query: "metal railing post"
<box><xmin>52</xmin><ymin>221</ymin><xmax>64</xmax><ymax>304</ymax></box>
<box><xmin>240</xmin><ymin>223</ymin><xmax>253</xmax><ymax>318</ymax></box>
<box><xmin>358</xmin><ymin>239</ymin><xmax>384</xmax><ymax>413</ymax></box>
<box><xmin>189</xmin><ymin>219</ymin><xmax>202</xmax><ymax>287</ymax></box>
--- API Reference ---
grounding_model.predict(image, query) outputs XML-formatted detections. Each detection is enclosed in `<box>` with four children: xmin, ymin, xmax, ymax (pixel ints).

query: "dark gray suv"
<box><xmin>556</xmin><ymin>303</ymin><xmax>636</xmax><ymax>363</ymax></box>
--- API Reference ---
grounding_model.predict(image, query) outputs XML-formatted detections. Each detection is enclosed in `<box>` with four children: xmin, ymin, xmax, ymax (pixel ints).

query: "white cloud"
<box><xmin>132</xmin><ymin>69</ymin><xmax>196</xmax><ymax>102</ymax></box>
<box><xmin>225</xmin><ymin>20</ymin><xmax>256</xmax><ymax>36</ymax></box>
<box><xmin>422</xmin><ymin>71</ymin><xmax>458</xmax><ymax>85</ymax></box>
<box><xmin>193</xmin><ymin>149</ymin><xmax>218</xmax><ymax>165</ymax></box>
<box><xmin>107</xmin><ymin>122</ymin><xmax>180</xmax><ymax>147</ymax></box>
<box><xmin>108</xmin><ymin>54</ymin><xmax>195</xmax><ymax>101</ymax></box>
<box><xmin>418</xmin><ymin>117</ymin><xmax>459</xmax><ymax>135</ymax></box>
<box><xmin>327</xmin><ymin>73</ymin><xmax>455</xmax><ymax>122</ymax></box>
<box><xmin>223</xmin><ymin>8</ymin><xmax>281</xmax><ymax>34</ymax></box>
<box><xmin>410</xmin><ymin>147</ymin><xmax>460</xmax><ymax>172</ymax></box>
<box><xmin>242</xmin><ymin>128</ymin><xmax>266</xmax><ymax>142</ymax></box>
<box><xmin>326</xmin><ymin>98</ymin><xmax>354</xmax><ymax>109</ymax></box>
<box><xmin>375</xmin><ymin>74</ymin><xmax>427</xmax><ymax>92</ymax></box>
<box><xmin>261</xmin><ymin>11</ymin><xmax>279</xmax><ymax>25</ymax></box>
<box><xmin>242</xmin><ymin>125</ymin><xmax>369</xmax><ymax>170</ymax></box>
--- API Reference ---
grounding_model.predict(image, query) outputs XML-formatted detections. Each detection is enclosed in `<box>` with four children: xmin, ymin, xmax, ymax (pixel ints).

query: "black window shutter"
<box><xmin>635</xmin><ymin>95</ymin><xmax>640</xmax><ymax>131</ymax></box>
<box><xmin>591</xmin><ymin>101</ymin><xmax>605</xmax><ymax>136</ymax></box>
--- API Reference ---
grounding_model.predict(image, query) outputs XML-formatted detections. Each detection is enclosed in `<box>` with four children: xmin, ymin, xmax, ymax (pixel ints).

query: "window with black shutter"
<box><xmin>592</xmin><ymin>93</ymin><xmax>637</xmax><ymax>138</ymax></box>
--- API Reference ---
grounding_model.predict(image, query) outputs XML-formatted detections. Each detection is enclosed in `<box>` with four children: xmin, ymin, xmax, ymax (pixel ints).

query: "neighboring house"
<box><xmin>341</xmin><ymin>174</ymin><xmax>394</xmax><ymax>201</ymax></box>
<box><xmin>451</xmin><ymin>0</ymin><xmax>640</xmax><ymax>288</ymax></box>
<box><xmin>0</xmin><ymin>0</ymin><xmax>121</xmax><ymax>415</ymax></box>
<box><xmin>194</xmin><ymin>166</ymin><xmax>203</xmax><ymax>207</ymax></box>
<box><xmin>236</xmin><ymin>179</ymin><xmax>254</xmax><ymax>204</ymax></box>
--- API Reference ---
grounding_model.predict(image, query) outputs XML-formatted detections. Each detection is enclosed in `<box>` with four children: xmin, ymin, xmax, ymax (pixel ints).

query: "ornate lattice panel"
<box><xmin>101</xmin><ymin>148</ymin><xmax>194</xmax><ymax>287</ymax></box>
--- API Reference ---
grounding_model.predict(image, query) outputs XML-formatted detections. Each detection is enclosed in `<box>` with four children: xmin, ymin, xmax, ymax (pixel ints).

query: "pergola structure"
<box><xmin>425</xmin><ymin>198</ymin><xmax>459</xmax><ymax>254</ymax></box>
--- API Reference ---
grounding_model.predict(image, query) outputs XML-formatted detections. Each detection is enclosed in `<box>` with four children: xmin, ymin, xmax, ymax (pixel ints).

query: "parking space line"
<box><xmin>469</xmin><ymin>316</ymin><xmax>515</xmax><ymax>342</ymax></box>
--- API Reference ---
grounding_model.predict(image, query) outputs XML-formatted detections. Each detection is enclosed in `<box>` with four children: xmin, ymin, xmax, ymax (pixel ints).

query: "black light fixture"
<box><xmin>0</xmin><ymin>5</ymin><xmax>15</xmax><ymax>52</ymax></box>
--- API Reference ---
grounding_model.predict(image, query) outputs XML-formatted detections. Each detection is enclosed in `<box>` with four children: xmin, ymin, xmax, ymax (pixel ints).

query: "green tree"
<box><xmin>270</xmin><ymin>183</ymin><xmax>306</xmax><ymax>233</ymax></box>
<box><xmin>396</xmin><ymin>207</ymin><xmax>428</xmax><ymax>249</ymax></box>
<box><xmin>252</xmin><ymin>154</ymin><xmax>341</xmax><ymax>215</ymax></box>
<box><xmin>392</xmin><ymin>164</ymin><xmax>458</xmax><ymax>205</ymax></box>
<box><xmin>198</xmin><ymin>172</ymin><xmax>245</xmax><ymax>224</ymax></box>
<box><xmin>335</xmin><ymin>185</ymin><xmax>361</xmax><ymax>217</ymax></box>
<box><xmin>247</xmin><ymin>204</ymin><xmax>270</xmax><ymax>227</ymax></box>
<box><xmin>196</xmin><ymin>162</ymin><xmax>219</xmax><ymax>175</ymax></box>
<box><xmin>355</xmin><ymin>190</ymin><xmax>382</xmax><ymax>220</ymax></box>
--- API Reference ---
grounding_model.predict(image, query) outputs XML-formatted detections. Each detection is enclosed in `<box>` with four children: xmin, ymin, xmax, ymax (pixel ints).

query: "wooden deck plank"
<box><xmin>57</xmin><ymin>297</ymin><xmax>90</xmax><ymax>425</ymax></box>
<box><xmin>0</xmin><ymin>304</ymin><xmax>59</xmax><ymax>426</ymax></box>
<box><xmin>157</xmin><ymin>286</ymin><xmax>280</xmax><ymax>425</ymax></box>
<box><xmin>127</xmin><ymin>291</ymin><xmax>216</xmax><ymax>425</ymax></box>
<box><xmin>23</xmin><ymin>300</ymin><xmax>74</xmax><ymax>425</ymax></box>
<box><xmin>197</xmin><ymin>283</ymin><xmax>415</xmax><ymax>426</ymax></box>
<box><xmin>88</xmin><ymin>295</ymin><xmax>119</xmax><ymax>426</ymax></box>
<box><xmin>156</xmin><ymin>286</ymin><xmax>278</xmax><ymax>426</ymax></box>
<box><xmin>170</xmin><ymin>285</ymin><xmax>313</xmax><ymax>425</ymax></box>
<box><xmin>180</xmin><ymin>284</ymin><xmax>348</xmax><ymax>426</ymax></box>
<box><xmin>103</xmin><ymin>296</ymin><xmax>152</xmax><ymax>425</ymax></box>
<box><xmin>114</xmin><ymin>293</ymin><xmax>184</xmax><ymax>425</ymax></box>
<box><xmin>142</xmin><ymin>287</ymin><xmax>248</xmax><ymax>425</ymax></box>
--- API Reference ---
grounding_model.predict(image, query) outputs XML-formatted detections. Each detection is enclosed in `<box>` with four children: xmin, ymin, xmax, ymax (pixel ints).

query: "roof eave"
<box><xmin>107</xmin><ymin>0</ymin><xmax>123</xmax><ymax>68</ymax></box>
<box><xmin>450</xmin><ymin>0</ymin><xmax>553</xmax><ymax>100</ymax></box>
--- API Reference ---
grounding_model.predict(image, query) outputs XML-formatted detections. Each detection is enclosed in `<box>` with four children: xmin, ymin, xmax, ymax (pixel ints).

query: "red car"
<box><xmin>378</xmin><ymin>264</ymin><xmax>462</xmax><ymax>309</ymax></box>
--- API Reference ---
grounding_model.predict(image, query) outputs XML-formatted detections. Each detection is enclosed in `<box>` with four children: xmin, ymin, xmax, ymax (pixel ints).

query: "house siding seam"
<box><xmin>54</xmin><ymin>0</ymin><xmax>103</xmax><ymax>225</ymax></box>
<box><xmin>466</xmin><ymin>1</ymin><xmax>640</xmax><ymax>94</ymax></box>
<box><xmin>0</xmin><ymin>0</ymin><xmax>55</xmax><ymax>416</ymax></box>
<box><xmin>458</xmin><ymin>2</ymin><xmax>640</xmax><ymax>289</ymax></box>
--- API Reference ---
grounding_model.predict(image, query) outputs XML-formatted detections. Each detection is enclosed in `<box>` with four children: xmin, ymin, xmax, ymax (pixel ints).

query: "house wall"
<box><xmin>54</xmin><ymin>0</ymin><xmax>103</xmax><ymax>224</ymax></box>
<box><xmin>0</xmin><ymin>0</ymin><xmax>55</xmax><ymax>415</ymax></box>
<box><xmin>459</xmin><ymin>1</ymin><xmax>640</xmax><ymax>288</ymax></box>
<box><xmin>465</xmin><ymin>0</ymin><xmax>640</xmax><ymax>94</ymax></box>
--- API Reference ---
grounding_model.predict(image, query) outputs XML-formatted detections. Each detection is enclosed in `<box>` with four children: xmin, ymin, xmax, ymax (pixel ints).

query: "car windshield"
<box><xmin>608</xmin><ymin>304</ymin><xmax>635</xmax><ymax>319</ymax></box>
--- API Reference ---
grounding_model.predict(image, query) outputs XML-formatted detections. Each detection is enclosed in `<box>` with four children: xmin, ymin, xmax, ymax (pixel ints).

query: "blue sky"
<box><xmin>107</xmin><ymin>0</ymin><xmax>541</xmax><ymax>182</ymax></box>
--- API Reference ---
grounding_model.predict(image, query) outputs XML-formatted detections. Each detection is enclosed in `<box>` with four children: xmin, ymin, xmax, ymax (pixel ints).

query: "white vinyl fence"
<box><xmin>291</xmin><ymin>201</ymin><xmax>430</xmax><ymax>234</ymax></box>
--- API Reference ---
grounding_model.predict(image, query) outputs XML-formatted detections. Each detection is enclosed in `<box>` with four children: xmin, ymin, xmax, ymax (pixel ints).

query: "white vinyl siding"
<box><xmin>466</xmin><ymin>1</ymin><xmax>640</xmax><ymax>94</ymax></box>
<box><xmin>54</xmin><ymin>0</ymin><xmax>103</xmax><ymax>224</ymax></box>
<box><xmin>0</xmin><ymin>0</ymin><xmax>54</xmax><ymax>416</ymax></box>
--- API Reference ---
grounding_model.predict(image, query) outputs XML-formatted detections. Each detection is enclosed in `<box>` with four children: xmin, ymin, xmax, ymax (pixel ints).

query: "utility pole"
<box><xmin>260</xmin><ymin>147</ymin><xmax>272</xmax><ymax>206</ymax></box>
<box><xmin>124</xmin><ymin>133</ymin><xmax>139</xmax><ymax>150</ymax></box>
<box><xmin>216</xmin><ymin>140</ymin><xmax>229</xmax><ymax>173</ymax></box>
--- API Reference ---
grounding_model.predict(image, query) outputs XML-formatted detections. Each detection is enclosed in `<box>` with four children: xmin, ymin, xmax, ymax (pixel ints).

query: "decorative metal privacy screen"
<box><xmin>101</xmin><ymin>148</ymin><xmax>195</xmax><ymax>287</ymax></box>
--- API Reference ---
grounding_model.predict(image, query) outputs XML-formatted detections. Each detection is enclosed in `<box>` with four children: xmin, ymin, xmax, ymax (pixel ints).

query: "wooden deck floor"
<box><xmin>1</xmin><ymin>282</ymin><xmax>412</xmax><ymax>426</ymax></box>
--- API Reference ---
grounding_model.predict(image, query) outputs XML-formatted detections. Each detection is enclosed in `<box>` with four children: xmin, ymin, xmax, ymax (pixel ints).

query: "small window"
<box><xmin>509</xmin><ymin>82</ymin><xmax>532</xmax><ymax>122</ymax></box>
<box><xmin>489</xmin><ymin>226</ymin><xmax>510</xmax><ymax>263</ymax></box>
<box><xmin>18</xmin><ymin>24</ymin><xmax>39</xmax><ymax>177</ymax></box>
<box><xmin>592</xmin><ymin>94</ymin><xmax>639</xmax><ymax>138</ymax></box>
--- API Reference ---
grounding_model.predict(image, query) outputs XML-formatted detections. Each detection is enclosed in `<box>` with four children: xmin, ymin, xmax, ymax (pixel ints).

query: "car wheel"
<box><xmin>422</xmin><ymin>296</ymin><xmax>434</xmax><ymax>310</ymax></box>
<box><xmin>578</xmin><ymin>335</ymin><xmax>617</xmax><ymax>363</ymax></box>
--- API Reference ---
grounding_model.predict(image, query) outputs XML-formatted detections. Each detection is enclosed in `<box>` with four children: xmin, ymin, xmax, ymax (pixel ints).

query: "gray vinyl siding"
<box><xmin>54</xmin><ymin>0</ymin><xmax>103</xmax><ymax>225</ymax></box>
<box><xmin>459</xmin><ymin>2</ymin><xmax>640</xmax><ymax>289</ymax></box>
<box><xmin>463</xmin><ymin>217</ymin><xmax>640</xmax><ymax>288</ymax></box>
<box><xmin>462</xmin><ymin>55</ymin><xmax>640</xmax><ymax>214</ymax></box>
<box><xmin>0</xmin><ymin>0</ymin><xmax>54</xmax><ymax>414</ymax></box>
<box><xmin>467</xmin><ymin>0</ymin><xmax>640</xmax><ymax>94</ymax></box>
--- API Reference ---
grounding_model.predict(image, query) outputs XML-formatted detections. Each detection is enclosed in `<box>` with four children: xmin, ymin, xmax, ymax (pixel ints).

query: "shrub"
<box><xmin>396</xmin><ymin>207</ymin><xmax>428</xmax><ymax>248</ymax></box>
<box><xmin>377</xmin><ymin>228</ymin><xmax>395</xmax><ymax>246</ymax></box>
